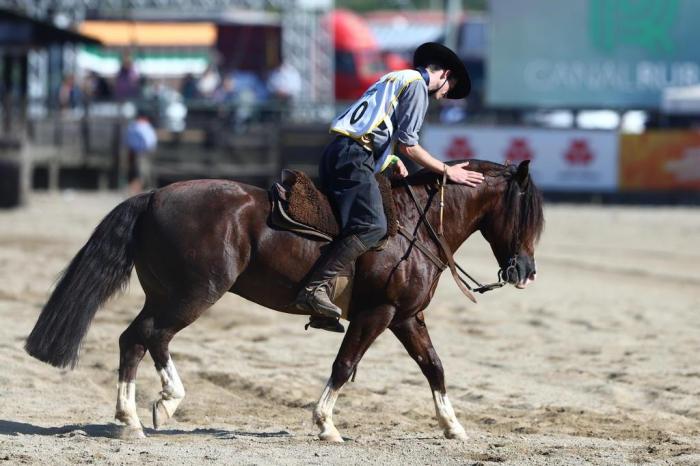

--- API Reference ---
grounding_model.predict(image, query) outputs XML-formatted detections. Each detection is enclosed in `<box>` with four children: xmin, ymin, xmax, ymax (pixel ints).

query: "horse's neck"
<box><xmin>396</xmin><ymin>183</ymin><xmax>484</xmax><ymax>251</ymax></box>
<box><xmin>441</xmin><ymin>184</ymin><xmax>490</xmax><ymax>251</ymax></box>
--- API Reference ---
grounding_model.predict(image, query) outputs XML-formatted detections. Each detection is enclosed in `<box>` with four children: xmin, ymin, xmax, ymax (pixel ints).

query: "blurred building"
<box><xmin>0</xmin><ymin>0</ymin><xmax>334</xmax><ymax>120</ymax></box>
<box><xmin>77</xmin><ymin>21</ymin><xmax>216</xmax><ymax>79</ymax></box>
<box><xmin>0</xmin><ymin>6</ymin><xmax>101</xmax><ymax>206</ymax></box>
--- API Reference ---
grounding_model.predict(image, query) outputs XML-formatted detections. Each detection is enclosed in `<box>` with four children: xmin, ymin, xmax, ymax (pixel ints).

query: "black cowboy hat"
<box><xmin>413</xmin><ymin>42</ymin><xmax>471</xmax><ymax>99</ymax></box>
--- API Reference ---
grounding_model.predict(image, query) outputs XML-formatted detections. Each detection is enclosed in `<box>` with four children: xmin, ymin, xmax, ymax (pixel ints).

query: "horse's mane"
<box><xmin>400</xmin><ymin>159</ymin><xmax>506</xmax><ymax>185</ymax></box>
<box><xmin>397</xmin><ymin>159</ymin><xmax>544</xmax><ymax>247</ymax></box>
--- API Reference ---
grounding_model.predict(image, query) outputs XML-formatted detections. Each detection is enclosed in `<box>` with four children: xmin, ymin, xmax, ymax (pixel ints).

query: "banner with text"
<box><xmin>421</xmin><ymin>125</ymin><xmax>619</xmax><ymax>191</ymax></box>
<box><xmin>620</xmin><ymin>131</ymin><xmax>700</xmax><ymax>190</ymax></box>
<box><xmin>489</xmin><ymin>0</ymin><xmax>700</xmax><ymax>108</ymax></box>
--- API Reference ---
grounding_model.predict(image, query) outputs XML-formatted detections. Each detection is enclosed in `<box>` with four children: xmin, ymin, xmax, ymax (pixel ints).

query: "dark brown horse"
<box><xmin>25</xmin><ymin>159</ymin><xmax>543</xmax><ymax>441</ymax></box>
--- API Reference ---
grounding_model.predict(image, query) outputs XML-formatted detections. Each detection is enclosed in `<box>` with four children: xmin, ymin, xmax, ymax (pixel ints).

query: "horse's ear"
<box><xmin>515</xmin><ymin>160</ymin><xmax>530</xmax><ymax>188</ymax></box>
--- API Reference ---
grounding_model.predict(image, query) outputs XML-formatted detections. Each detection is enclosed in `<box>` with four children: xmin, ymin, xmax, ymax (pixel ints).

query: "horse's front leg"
<box><xmin>390</xmin><ymin>312</ymin><xmax>468</xmax><ymax>440</ymax></box>
<box><xmin>314</xmin><ymin>305</ymin><xmax>395</xmax><ymax>442</ymax></box>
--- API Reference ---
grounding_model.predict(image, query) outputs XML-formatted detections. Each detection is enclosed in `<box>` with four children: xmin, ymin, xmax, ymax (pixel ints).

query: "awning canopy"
<box><xmin>0</xmin><ymin>8</ymin><xmax>101</xmax><ymax>47</ymax></box>
<box><xmin>78</xmin><ymin>21</ymin><xmax>216</xmax><ymax>47</ymax></box>
<box><xmin>78</xmin><ymin>46</ymin><xmax>210</xmax><ymax>77</ymax></box>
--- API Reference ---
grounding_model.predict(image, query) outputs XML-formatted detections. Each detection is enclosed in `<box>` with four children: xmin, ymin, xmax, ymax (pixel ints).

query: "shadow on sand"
<box><xmin>0</xmin><ymin>420</ymin><xmax>291</xmax><ymax>440</ymax></box>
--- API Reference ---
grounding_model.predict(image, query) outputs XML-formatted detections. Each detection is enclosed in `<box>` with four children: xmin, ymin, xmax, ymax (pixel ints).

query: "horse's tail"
<box><xmin>25</xmin><ymin>191</ymin><xmax>154</xmax><ymax>369</ymax></box>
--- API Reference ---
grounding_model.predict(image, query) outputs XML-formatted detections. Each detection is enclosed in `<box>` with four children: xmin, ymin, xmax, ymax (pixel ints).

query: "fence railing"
<box><xmin>14</xmin><ymin>110</ymin><xmax>333</xmax><ymax>192</ymax></box>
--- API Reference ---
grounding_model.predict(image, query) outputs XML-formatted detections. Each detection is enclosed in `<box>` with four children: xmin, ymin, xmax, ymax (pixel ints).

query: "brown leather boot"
<box><xmin>292</xmin><ymin>234</ymin><xmax>368</xmax><ymax>318</ymax></box>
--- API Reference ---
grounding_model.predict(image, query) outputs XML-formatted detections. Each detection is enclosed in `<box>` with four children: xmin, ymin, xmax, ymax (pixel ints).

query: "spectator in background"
<box><xmin>197</xmin><ymin>64</ymin><xmax>220</xmax><ymax>99</ymax></box>
<box><xmin>58</xmin><ymin>74</ymin><xmax>83</xmax><ymax>110</ymax></box>
<box><xmin>137</xmin><ymin>76</ymin><xmax>152</xmax><ymax>100</ymax></box>
<box><xmin>213</xmin><ymin>75</ymin><xmax>248</xmax><ymax>132</ymax></box>
<box><xmin>180</xmin><ymin>73</ymin><xmax>199</xmax><ymax>100</ymax></box>
<box><xmin>267</xmin><ymin>62</ymin><xmax>301</xmax><ymax>119</ymax></box>
<box><xmin>267</xmin><ymin>62</ymin><xmax>301</xmax><ymax>102</ymax></box>
<box><xmin>125</xmin><ymin>110</ymin><xmax>157</xmax><ymax>194</ymax></box>
<box><xmin>84</xmin><ymin>71</ymin><xmax>112</xmax><ymax>102</ymax></box>
<box><xmin>114</xmin><ymin>55</ymin><xmax>139</xmax><ymax>101</ymax></box>
<box><xmin>145</xmin><ymin>80</ymin><xmax>188</xmax><ymax>133</ymax></box>
<box><xmin>214</xmin><ymin>72</ymin><xmax>263</xmax><ymax>132</ymax></box>
<box><xmin>213</xmin><ymin>76</ymin><xmax>237</xmax><ymax>104</ymax></box>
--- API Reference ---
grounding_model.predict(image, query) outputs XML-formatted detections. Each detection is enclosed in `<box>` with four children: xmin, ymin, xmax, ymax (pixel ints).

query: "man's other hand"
<box><xmin>392</xmin><ymin>159</ymin><xmax>409</xmax><ymax>179</ymax></box>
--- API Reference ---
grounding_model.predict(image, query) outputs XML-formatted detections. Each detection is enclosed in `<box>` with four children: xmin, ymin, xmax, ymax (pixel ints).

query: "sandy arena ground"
<box><xmin>1</xmin><ymin>191</ymin><xmax>699</xmax><ymax>465</ymax></box>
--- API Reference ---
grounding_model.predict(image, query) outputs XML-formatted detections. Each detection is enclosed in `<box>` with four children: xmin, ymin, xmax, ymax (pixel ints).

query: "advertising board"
<box><xmin>619</xmin><ymin>131</ymin><xmax>700</xmax><ymax>190</ymax></box>
<box><xmin>421</xmin><ymin>125</ymin><xmax>619</xmax><ymax>191</ymax></box>
<box><xmin>489</xmin><ymin>0</ymin><xmax>700</xmax><ymax>108</ymax></box>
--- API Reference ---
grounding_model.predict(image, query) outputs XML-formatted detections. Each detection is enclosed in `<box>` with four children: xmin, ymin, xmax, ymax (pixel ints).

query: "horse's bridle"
<box><xmin>398</xmin><ymin>174</ymin><xmax>517</xmax><ymax>301</ymax></box>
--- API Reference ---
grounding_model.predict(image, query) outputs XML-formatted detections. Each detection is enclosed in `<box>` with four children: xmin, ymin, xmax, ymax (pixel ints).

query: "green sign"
<box><xmin>488</xmin><ymin>0</ymin><xmax>700</xmax><ymax>108</ymax></box>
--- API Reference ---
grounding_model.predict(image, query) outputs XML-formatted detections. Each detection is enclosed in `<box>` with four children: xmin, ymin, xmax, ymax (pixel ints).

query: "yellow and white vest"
<box><xmin>331</xmin><ymin>69</ymin><xmax>425</xmax><ymax>172</ymax></box>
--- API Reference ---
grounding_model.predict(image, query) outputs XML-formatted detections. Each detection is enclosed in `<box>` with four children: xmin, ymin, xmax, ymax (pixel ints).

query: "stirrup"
<box><xmin>293</xmin><ymin>285</ymin><xmax>342</xmax><ymax>319</ymax></box>
<box><xmin>305</xmin><ymin>316</ymin><xmax>345</xmax><ymax>333</ymax></box>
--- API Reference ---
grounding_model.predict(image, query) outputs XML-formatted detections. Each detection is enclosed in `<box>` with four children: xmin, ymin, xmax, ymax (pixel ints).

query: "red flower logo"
<box><xmin>505</xmin><ymin>138</ymin><xmax>533</xmax><ymax>163</ymax></box>
<box><xmin>446</xmin><ymin>137</ymin><xmax>474</xmax><ymax>160</ymax></box>
<box><xmin>564</xmin><ymin>139</ymin><xmax>594</xmax><ymax>165</ymax></box>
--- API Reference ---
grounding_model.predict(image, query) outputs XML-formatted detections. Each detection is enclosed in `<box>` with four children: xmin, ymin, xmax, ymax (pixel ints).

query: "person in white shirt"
<box><xmin>267</xmin><ymin>62</ymin><xmax>302</xmax><ymax>120</ymax></box>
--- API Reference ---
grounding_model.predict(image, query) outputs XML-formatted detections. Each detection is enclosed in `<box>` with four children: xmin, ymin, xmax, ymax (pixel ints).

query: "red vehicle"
<box><xmin>328</xmin><ymin>9</ymin><xmax>388</xmax><ymax>101</ymax></box>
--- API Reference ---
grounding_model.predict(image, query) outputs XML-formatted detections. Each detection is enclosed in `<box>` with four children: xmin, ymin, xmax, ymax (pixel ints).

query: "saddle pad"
<box><xmin>282</xmin><ymin>170</ymin><xmax>398</xmax><ymax>238</ymax></box>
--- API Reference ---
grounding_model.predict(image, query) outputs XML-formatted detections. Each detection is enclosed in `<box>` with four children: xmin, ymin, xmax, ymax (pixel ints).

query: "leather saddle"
<box><xmin>269</xmin><ymin>170</ymin><xmax>398</xmax><ymax>329</ymax></box>
<box><xmin>269</xmin><ymin>169</ymin><xmax>398</xmax><ymax>243</ymax></box>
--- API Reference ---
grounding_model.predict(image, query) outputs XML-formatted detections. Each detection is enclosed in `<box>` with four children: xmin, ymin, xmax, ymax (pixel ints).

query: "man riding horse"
<box><xmin>292</xmin><ymin>42</ymin><xmax>485</xmax><ymax>325</ymax></box>
<box><xmin>25</xmin><ymin>42</ymin><xmax>543</xmax><ymax>438</ymax></box>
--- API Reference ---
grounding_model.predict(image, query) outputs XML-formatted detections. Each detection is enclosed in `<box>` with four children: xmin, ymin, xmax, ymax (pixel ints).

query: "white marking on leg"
<box><xmin>115</xmin><ymin>381</ymin><xmax>143</xmax><ymax>431</ymax></box>
<box><xmin>152</xmin><ymin>357</ymin><xmax>185</xmax><ymax>429</ymax></box>
<box><xmin>158</xmin><ymin>358</ymin><xmax>186</xmax><ymax>416</ymax></box>
<box><xmin>313</xmin><ymin>379</ymin><xmax>344</xmax><ymax>442</ymax></box>
<box><xmin>432</xmin><ymin>390</ymin><xmax>468</xmax><ymax>440</ymax></box>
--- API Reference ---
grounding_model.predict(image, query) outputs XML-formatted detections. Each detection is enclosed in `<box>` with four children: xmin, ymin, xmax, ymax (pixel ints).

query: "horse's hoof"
<box><xmin>444</xmin><ymin>428</ymin><xmax>468</xmax><ymax>440</ymax></box>
<box><xmin>318</xmin><ymin>431</ymin><xmax>344</xmax><ymax>442</ymax></box>
<box><xmin>117</xmin><ymin>425</ymin><xmax>146</xmax><ymax>440</ymax></box>
<box><xmin>152</xmin><ymin>400</ymin><xmax>170</xmax><ymax>430</ymax></box>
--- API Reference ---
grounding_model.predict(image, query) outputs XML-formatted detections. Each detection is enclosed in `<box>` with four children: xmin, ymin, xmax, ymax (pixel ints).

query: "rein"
<box><xmin>399</xmin><ymin>177</ymin><xmax>515</xmax><ymax>301</ymax></box>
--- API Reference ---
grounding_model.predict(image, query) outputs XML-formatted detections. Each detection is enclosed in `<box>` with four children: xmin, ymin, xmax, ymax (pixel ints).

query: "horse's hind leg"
<box><xmin>147</xmin><ymin>325</ymin><xmax>185</xmax><ymax>430</ymax></box>
<box><xmin>390</xmin><ymin>312</ymin><xmax>467</xmax><ymax>440</ymax></box>
<box><xmin>143</xmin><ymin>295</ymin><xmax>219</xmax><ymax>430</ymax></box>
<box><xmin>115</xmin><ymin>309</ymin><xmax>151</xmax><ymax>438</ymax></box>
<box><xmin>314</xmin><ymin>306</ymin><xmax>394</xmax><ymax>442</ymax></box>
<box><xmin>114</xmin><ymin>297</ymin><xmax>200</xmax><ymax>435</ymax></box>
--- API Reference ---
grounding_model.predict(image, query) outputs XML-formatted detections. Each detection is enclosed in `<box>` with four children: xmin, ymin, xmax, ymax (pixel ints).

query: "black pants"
<box><xmin>320</xmin><ymin>136</ymin><xmax>387</xmax><ymax>248</ymax></box>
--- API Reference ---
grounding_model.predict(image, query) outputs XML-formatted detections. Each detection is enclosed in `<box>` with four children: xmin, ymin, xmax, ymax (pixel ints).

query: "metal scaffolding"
<box><xmin>0</xmin><ymin>0</ymin><xmax>334</xmax><ymax>119</ymax></box>
<box><xmin>2</xmin><ymin>0</ymin><xmax>297</xmax><ymax>20</ymax></box>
